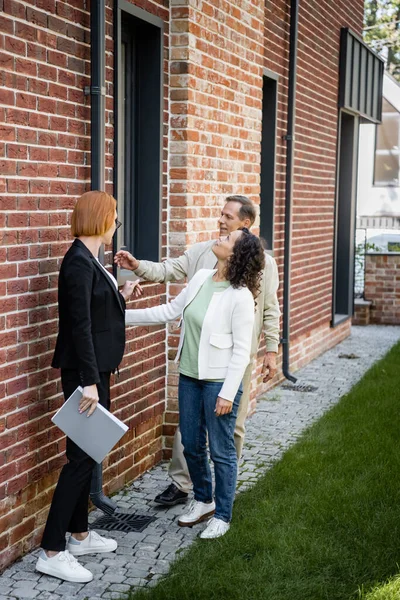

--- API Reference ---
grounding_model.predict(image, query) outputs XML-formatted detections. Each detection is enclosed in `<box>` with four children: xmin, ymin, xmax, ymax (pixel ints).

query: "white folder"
<box><xmin>51</xmin><ymin>386</ymin><xmax>129</xmax><ymax>463</ymax></box>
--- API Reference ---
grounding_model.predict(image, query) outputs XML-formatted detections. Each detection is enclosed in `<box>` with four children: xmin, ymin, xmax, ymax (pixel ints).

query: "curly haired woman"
<box><xmin>126</xmin><ymin>228</ymin><xmax>265</xmax><ymax>538</ymax></box>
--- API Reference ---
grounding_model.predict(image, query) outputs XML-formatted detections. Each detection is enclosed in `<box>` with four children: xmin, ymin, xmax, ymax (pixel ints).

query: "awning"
<box><xmin>339</xmin><ymin>28</ymin><xmax>385</xmax><ymax>124</ymax></box>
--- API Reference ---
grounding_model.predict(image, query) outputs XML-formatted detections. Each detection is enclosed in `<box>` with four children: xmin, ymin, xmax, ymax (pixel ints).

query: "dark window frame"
<box><xmin>113</xmin><ymin>0</ymin><xmax>164</xmax><ymax>280</ymax></box>
<box><xmin>260</xmin><ymin>69</ymin><xmax>278</xmax><ymax>252</ymax></box>
<box><xmin>331</xmin><ymin>109</ymin><xmax>360</xmax><ymax>327</ymax></box>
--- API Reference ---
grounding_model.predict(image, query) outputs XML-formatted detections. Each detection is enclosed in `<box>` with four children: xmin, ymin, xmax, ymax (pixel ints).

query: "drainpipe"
<box><xmin>88</xmin><ymin>0</ymin><xmax>118</xmax><ymax>515</ymax></box>
<box><xmin>281</xmin><ymin>0</ymin><xmax>299</xmax><ymax>383</ymax></box>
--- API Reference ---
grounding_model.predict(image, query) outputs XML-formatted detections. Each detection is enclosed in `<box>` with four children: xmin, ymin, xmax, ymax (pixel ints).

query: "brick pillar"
<box><xmin>365</xmin><ymin>253</ymin><xmax>400</xmax><ymax>325</ymax></box>
<box><xmin>164</xmin><ymin>0</ymin><xmax>265</xmax><ymax>456</ymax></box>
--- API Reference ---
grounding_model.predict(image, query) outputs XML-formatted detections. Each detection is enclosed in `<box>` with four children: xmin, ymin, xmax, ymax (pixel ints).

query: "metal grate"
<box><xmin>91</xmin><ymin>512</ymin><xmax>155</xmax><ymax>533</ymax></box>
<box><xmin>281</xmin><ymin>383</ymin><xmax>318</xmax><ymax>393</ymax></box>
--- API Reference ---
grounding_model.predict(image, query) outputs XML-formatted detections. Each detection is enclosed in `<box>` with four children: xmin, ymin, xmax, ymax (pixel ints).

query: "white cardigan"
<box><xmin>125</xmin><ymin>269</ymin><xmax>255</xmax><ymax>402</ymax></box>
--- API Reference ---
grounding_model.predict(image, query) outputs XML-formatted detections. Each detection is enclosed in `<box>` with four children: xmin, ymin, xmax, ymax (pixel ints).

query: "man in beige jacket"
<box><xmin>115</xmin><ymin>195</ymin><xmax>280</xmax><ymax>506</ymax></box>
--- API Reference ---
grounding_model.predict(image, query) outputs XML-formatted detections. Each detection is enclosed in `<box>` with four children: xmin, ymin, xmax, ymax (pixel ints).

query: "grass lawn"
<box><xmin>129</xmin><ymin>342</ymin><xmax>400</xmax><ymax>600</ymax></box>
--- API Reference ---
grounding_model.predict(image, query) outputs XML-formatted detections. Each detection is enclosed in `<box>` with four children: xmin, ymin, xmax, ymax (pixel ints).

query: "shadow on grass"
<box><xmin>128</xmin><ymin>342</ymin><xmax>400</xmax><ymax>600</ymax></box>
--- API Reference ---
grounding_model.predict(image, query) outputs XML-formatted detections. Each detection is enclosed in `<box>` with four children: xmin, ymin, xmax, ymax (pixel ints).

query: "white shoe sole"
<box><xmin>200</xmin><ymin>526</ymin><xmax>230</xmax><ymax>539</ymax></box>
<box><xmin>178</xmin><ymin>507</ymin><xmax>215</xmax><ymax>527</ymax></box>
<box><xmin>36</xmin><ymin>559</ymin><xmax>93</xmax><ymax>583</ymax></box>
<box><xmin>67</xmin><ymin>540</ymin><xmax>118</xmax><ymax>556</ymax></box>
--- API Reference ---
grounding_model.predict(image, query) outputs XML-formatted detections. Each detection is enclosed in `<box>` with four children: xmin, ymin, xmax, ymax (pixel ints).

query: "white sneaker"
<box><xmin>178</xmin><ymin>499</ymin><xmax>215</xmax><ymax>527</ymax></box>
<box><xmin>67</xmin><ymin>530</ymin><xmax>118</xmax><ymax>556</ymax></box>
<box><xmin>36</xmin><ymin>550</ymin><xmax>93</xmax><ymax>583</ymax></box>
<box><xmin>200</xmin><ymin>517</ymin><xmax>230</xmax><ymax>539</ymax></box>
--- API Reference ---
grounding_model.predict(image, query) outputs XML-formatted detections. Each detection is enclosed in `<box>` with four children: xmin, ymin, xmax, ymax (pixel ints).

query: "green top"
<box><xmin>179</xmin><ymin>275</ymin><xmax>231</xmax><ymax>380</ymax></box>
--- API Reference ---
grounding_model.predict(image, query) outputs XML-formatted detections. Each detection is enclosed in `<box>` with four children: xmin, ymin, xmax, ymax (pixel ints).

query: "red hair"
<box><xmin>71</xmin><ymin>191</ymin><xmax>116</xmax><ymax>237</ymax></box>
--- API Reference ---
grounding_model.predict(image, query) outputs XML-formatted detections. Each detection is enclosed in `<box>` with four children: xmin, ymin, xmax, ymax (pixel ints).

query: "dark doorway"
<box><xmin>332</xmin><ymin>111</ymin><xmax>359</xmax><ymax>324</ymax></box>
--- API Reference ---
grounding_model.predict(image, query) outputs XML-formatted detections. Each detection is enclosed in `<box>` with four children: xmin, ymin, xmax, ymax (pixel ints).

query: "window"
<box><xmin>260</xmin><ymin>74</ymin><xmax>278</xmax><ymax>250</ymax></box>
<box><xmin>374</xmin><ymin>98</ymin><xmax>400</xmax><ymax>187</ymax></box>
<box><xmin>115</xmin><ymin>4</ymin><xmax>163</xmax><ymax>278</ymax></box>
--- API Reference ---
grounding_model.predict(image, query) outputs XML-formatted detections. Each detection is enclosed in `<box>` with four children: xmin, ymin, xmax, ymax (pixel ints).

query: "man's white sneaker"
<box><xmin>67</xmin><ymin>530</ymin><xmax>118</xmax><ymax>556</ymax></box>
<box><xmin>200</xmin><ymin>517</ymin><xmax>230</xmax><ymax>539</ymax></box>
<box><xmin>178</xmin><ymin>499</ymin><xmax>216</xmax><ymax>527</ymax></box>
<box><xmin>36</xmin><ymin>550</ymin><xmax>93</xmax><ymax>583</ymax></box>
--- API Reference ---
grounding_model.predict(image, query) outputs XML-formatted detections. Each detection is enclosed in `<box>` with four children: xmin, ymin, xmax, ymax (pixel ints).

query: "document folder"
<box><xmin>51</xmin><ymin>386</ymin><xmax>129</xmax><ymax>463</ymax></box>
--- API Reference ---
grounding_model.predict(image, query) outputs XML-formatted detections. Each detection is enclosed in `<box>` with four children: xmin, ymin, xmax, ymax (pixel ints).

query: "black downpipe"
<box><xmin>281</xmin><ymin>0</ymin><xmax>299</xmax><ymax>383</ymax></box>
<box><xmin>89</xmin><ymin>0</ymin><xmax>118</xmax><ymax>515</ymax></box>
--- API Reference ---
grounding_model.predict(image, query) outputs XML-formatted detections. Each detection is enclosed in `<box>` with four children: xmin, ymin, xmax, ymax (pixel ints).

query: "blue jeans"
<box><xmin>178</xmin><ymin>374</ymin><xmax>242</xmax><ymax>523</ymax></box>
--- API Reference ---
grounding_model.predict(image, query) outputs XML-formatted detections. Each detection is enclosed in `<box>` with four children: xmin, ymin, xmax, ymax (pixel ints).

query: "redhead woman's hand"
<box><xmin>215</xmin><ymin>397</ymin><xmax>233</xmax><ymax>416</ymax></box>
<box><xmin>79</xmin><ymin>385</ymin><xmax>99</xmax><ymax>417</ymax></box>
<box><xmin>114</xmin><ymin>250</ymin><xmax>140</xmax><ymax>271</ymax></box>
<box><xmin>120</xmin><ymin>280</ymin><xmax>143</xmax><ymax>301</ymax></box>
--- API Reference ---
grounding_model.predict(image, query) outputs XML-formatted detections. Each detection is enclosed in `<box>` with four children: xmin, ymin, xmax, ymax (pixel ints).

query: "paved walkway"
<box><xmin>1</xmin><ymin>325</ymin><xmax>400</xmax><ymax>600</ymax></box>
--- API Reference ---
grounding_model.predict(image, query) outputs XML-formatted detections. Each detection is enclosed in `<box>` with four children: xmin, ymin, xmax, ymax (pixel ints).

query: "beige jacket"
<box><xmin>134</xmin><ymin>239</ymin><xmax>280</xmax><ymax>355</ymax></box>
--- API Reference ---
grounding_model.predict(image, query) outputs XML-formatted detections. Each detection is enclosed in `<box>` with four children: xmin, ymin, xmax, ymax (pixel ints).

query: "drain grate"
<box><xmin>281</xmin><ymin>383</ymin><xmax>318</xmax><ymax>393</ymax></box>
<box><xmin>91</xmin><ymin>511</ymin><xmax>155</xmax><ymax>533</ymax></box>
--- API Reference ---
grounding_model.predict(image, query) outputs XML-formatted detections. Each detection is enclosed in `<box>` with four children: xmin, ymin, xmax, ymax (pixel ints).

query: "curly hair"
<box><xmin>225</xmin><ymin>228</ymin><xmax>265</xmax><ymax>301</ymax></box>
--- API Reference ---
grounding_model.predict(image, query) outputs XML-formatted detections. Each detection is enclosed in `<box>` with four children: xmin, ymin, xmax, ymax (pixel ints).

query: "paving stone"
<box><xmin>35</xmin><ymin>581</ymin><xmax>61</xmax><ymax>592</ymax></box>
<box><xmin>100</xmin><ymin>557</ymin><xmax>129</xmax><ymax>568</ymax></box>
<box><xmin>54</xmin><ymin>582</ymin><xmax>84</xmax><ymax>595</ymax></box>
<box><xmin>10</xmin><ymin>589</ymin><xmax>40</xmax><ymax>599</ymax></box>
<box><xmin>77</xmin><ymin>561</ymin><xmax>106</xmax><ymax>574</ymax></box>
<box><xmin>123</xmin><ymin>578</ymin><xmax>148</xmax><ymax>587</ymax></box>
<box><xmin>28</xmin><ymin>594</ymin><xmax>61</xmax><ymax>600</ymax></box>
<box><xmin>123</xmin><ymin>567</ymin><xmax>150</xmax><ymax>580</ymax></box>
<box><xmin>0</xmin><ymin>577</ymin><xmax>15</xmax><ymax>588</ymax></box>
<box><xmin>100</xmin><ymin>571</ymin><xmax>127</xmax><ymax>584</ymax></box>
<box><xmin>12</xmin><ymin>581</ymin><xmax>39</xmax><ymax>589</ymax></box>
<box><xmin>77</xmin><ymin>582</ymin><xmax>105</xmax><ymax>596</ymax></box>
<box><xmin>12</xmin><ymin>572</ymin><xmax>41</xmax><ymax>582</ymax></box>
<box><xmin>2</xmin><ymin>567</ymin><xmax>19</xmax><ymax>577</ymax></box>
<box><xmin>108</xmin><ymin>584</ymin><xmax>131</xmax><ymax>592</ymax></box>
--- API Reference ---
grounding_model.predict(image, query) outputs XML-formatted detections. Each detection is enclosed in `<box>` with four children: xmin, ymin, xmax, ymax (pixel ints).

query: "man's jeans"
<box><xmin>178</xmin><ymin>374</ymin><xmax>242</xmax><ymax>523</ymax></box>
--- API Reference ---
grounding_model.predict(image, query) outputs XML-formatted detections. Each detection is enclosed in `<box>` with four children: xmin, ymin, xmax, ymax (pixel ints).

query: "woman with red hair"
<box><xmin>36</xmin><ymin>191</ymin><xmax>138</xmax><ymax>583</ymax></box>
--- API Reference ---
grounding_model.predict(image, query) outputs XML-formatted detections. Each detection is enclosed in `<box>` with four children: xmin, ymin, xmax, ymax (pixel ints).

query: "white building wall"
<box><xmin>357</xmin><ymin>74</ymin><xmax>400</xmax><ymax>219</ymax></box>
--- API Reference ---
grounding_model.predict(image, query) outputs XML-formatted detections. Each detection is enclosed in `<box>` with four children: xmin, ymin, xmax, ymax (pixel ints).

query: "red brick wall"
<box><xmin>0</xmin><ymin>0</ymin><xmax>169</xmax><ymax>571</ymax></box>
<box><xmin>250</xmin><ymin>0</ymin><xmax>361</xmax><ymax>400</ymax></box>
<box><xmin>365</xmin><ymin>253</ymin><xmax>400</xmax><ymax>325</ymax></box>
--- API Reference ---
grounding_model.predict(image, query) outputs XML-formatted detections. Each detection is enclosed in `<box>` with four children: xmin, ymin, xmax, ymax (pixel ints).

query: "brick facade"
<box><xmin>365</xmin><ymin>253</ymin><xmax>400</xmax><ymax>325</ymax></box>
<box><xmin>0</xmin><ymin>0</ymin><xmax>363</xmax><ymax>570</ymax></box>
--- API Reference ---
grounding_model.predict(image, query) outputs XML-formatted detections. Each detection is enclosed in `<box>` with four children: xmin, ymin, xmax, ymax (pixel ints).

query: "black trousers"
<box><xmin>41</xmin><ymin>370</ymin><xmax>111</xmax><ymax>551</ymax></box>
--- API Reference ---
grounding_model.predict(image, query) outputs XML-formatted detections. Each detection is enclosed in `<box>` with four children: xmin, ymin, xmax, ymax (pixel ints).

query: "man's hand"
<box><xmin>79</xmin><ymin>384</ymin><xmax>99</xmax><ymax>417</ymax></box>
<box><xmin>215</xmin><ymin>397</ymin><xmax>233</xmax><ymax>416</ymax></box>
<box><xmin>114</xmin><ymin>250</ymin><xmax>140</xmax><ymax>271</ymax></box>
<box><xmin>120</xmin><ymin>280</ymin><xmax>143</xmax><ymax>301</ymax></box>
<box><xmin>262</xmin><ymin>351</ymin><xmax>277</xmax><ymax>383</ymax></box>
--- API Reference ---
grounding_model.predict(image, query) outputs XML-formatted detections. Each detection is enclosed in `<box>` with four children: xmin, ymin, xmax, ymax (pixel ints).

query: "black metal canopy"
<box><xmin>339</xmin><ymin>28</ymin><xmax>385</xmax><ymax>124</ymax></box>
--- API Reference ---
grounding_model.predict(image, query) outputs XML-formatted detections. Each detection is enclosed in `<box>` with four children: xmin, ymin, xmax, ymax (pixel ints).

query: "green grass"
<box><xmin>129</xmin><ymin>342</ymin><xmax>400</xmax><ymax>600</ymax></box>
<box><xmin>358</xmin><ymin>575</ymin><xmax>400</xmax><ymax>600</ymax></box>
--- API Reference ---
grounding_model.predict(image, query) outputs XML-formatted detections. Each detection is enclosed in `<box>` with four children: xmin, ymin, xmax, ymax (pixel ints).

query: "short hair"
<box><xmin>71</xmin><ymin>191</ymin><xmax>116</xmax><ymax>237</ymax></box>
<box><xmin>225</xmin><ymin>195</ymin><xmax>257</xmax><ymax>226</ymax></box>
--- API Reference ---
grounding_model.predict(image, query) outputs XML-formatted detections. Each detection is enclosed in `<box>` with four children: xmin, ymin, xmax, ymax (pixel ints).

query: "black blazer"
<box><xmin>52</xmin><ymin>239</ymin><xmax>126</xmax><ymax>386</ymax></box>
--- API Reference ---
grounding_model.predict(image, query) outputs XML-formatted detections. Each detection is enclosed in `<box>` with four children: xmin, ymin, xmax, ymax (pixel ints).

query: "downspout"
<box><xmin>89</xmin><ymin>0</ymin><xmax>118</xmax><ymax>515</ymax></box>
<box><xmin>281</xmin><ymin>0</ymin><xmax>299</xmax><ymax>383</ymax></box>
